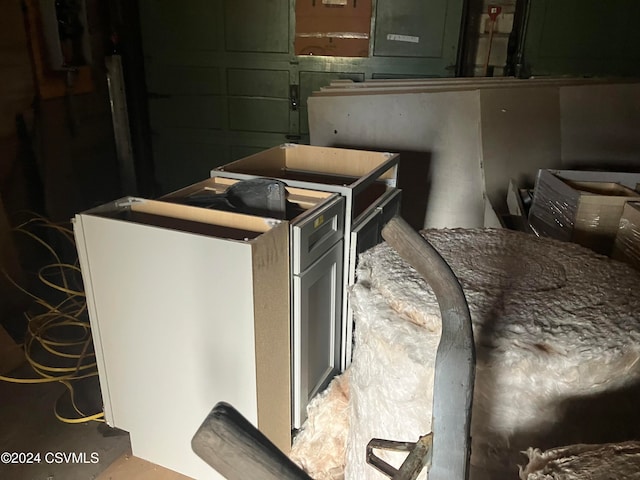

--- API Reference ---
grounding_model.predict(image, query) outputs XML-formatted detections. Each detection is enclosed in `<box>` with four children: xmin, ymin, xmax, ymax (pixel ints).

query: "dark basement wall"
<box><xmin>1</xmin><ymin>0</ymin><xmax>122</xmax><ymax>320</ymax></box>
<box><xmin>34</xmin><ymin>0</ymin><xmax>122</xmax><ymax>222</ymax></box>
<box><xmin>0</xmin><ymin>0</ymin><xmax>37</xmax><ymax>316</ymax></box>
<box><xmin>2</xmin><ymin>0</ymin><xmax>122</xmax><ymax>225</ymax></box>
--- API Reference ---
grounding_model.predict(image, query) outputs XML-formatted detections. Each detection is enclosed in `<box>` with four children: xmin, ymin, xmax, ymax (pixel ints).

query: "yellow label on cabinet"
<box><xmin>314</xmin><ymin>215</ymin><xmax>324</xmax><ymax>229</ymax></box>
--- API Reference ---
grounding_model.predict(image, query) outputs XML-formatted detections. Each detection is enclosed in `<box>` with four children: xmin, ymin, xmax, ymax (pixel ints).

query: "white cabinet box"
<box><xmin>213</xmin><ymin>144</ymin><xmax>401</xmax><ymax>372</ymax></box>
<box><xmin>74</xmin><ymin>180</ymin><xmax>343</xmax><ymax>480</ymax></box>
<box><xmin>163</xmin><ymin>177</ymin><xmax>346</xmax><ymax>428</ymax></box>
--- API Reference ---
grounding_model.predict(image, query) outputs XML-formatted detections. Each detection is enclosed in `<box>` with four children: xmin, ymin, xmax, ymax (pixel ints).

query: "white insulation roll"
<box><xmin>291</xmin><ymin>228</ymin><xmax>640</xmax><ymax>480</ymax></box>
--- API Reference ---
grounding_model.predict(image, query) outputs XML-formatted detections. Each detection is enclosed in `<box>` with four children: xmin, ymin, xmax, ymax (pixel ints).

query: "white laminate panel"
<box><xmin>76</xmin><ymin>214</ymin><xmax>258</xmax><ymax>480</ymax></box>
<box><xmin>309</xmin><ymin>91</ymin><xmax>484</xmax><ymax>228</ymax></box>
<box><xmin>480</xmin><ymin>87</ymin><xmax>562</xmax><ymax>213</ymax></box>
<box><xmin>314</xmin><ymin>77</ymin><xmax>634</xmax><ymax>96</ymax></box>
<box><xmin>72</xmin><ymin>219</ymin><xmax>116</xmax><ymax>425</ymax></box>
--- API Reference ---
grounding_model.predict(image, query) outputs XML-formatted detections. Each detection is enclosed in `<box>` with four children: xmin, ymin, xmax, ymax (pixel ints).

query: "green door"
<box><xmin>521</xmin><ymin>0</ymin><xmax>640</xmax><ymax>78</ymax></box>
<box><xmin>138</xmin><ymin>0</ymin><xmax>464</xmax><ymax>193</ymax></box>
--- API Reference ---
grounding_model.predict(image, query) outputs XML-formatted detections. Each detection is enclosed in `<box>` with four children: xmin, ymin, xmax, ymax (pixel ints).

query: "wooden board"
<box><xmin>219</xmin><ymin>144</ymin><xmax>398</xmax><ymax>182</ymax></box>
<box><xmin>251</xmin><ymin>222</ymin><xmax>292</xmax><ymax>454</ymax></box>
<box><xmin>312</xmin><ymin>77</ymin><xmax>640</xmax><ymax>96</ymax></box>
<box><xmin>335</xmin><ymin>76</ymin><xmax>639</xmax><ymax>86</ymax></box>
<box><xmin>295</xmin><ymin>0</ymin><xmax>372</xmax><ymax>57</ymax></box>
<box><xmin>166</xmin><ymin>176</ymin><xmax>334</xmax><ymax>204</ymax></box>
<box><xmin>130</xmin><ymin>198</ymin><xmax>275</xmax><ymax>234</ymax></box>
<box><xmin>329</xmin><ymin>76</ymin><xmax>524</xmax><ymax>86</ymax></box>
<box><xmin>286</xmin><ymin>145</ymin><xmax>397</xmax><ymax>181</ymax></box>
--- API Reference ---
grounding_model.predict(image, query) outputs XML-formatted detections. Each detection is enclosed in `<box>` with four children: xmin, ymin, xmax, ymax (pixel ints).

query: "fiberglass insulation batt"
<box><xmin>290</xmin><ymin>228</ymin><xmax>640</xmax><ymax>480</ymax></box>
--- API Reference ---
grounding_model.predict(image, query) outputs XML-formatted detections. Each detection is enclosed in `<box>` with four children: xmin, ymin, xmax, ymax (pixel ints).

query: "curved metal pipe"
<box><xmin>381</xmin><ymin>216</ymin><xmax>476</xmax><ymax>480</ymax></box>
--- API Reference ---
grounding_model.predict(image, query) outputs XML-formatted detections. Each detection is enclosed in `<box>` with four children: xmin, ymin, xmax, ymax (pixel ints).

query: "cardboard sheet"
<box><xmin>295</xmin><ymin>0</ymin><xmax>372</xmax><ymax>57</ymax></box>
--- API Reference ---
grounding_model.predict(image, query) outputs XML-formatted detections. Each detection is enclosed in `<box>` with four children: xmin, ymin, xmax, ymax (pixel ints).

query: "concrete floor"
<box><xmin>0</xmin><ymin>364</ymin><xmax>193</xmax><ymax>479</ymax></box>
<box><xmin>0</xmin><ymin>209</ymin><xmax>194</xmax><ymax>479</ymax></box>
<box><xmin>0</xmin><ymin>364</ymin><xmax>130</xmax><ymax>480</ymax></box>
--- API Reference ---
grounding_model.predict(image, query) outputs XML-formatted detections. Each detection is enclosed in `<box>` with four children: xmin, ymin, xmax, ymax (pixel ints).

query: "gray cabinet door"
<box><xmin>292</xmin><ymin>239</ymin><xmax>344</xmax><ymax>428</ymax></box>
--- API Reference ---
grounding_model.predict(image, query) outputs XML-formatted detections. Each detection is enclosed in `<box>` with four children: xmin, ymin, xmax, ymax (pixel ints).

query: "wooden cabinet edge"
<box><xmin>251</xmin><ymin>221</ymin><xmax>293</xmax><ymax>453</ymax></box>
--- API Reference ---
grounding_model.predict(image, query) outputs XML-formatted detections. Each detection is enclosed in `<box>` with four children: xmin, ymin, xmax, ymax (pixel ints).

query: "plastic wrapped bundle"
<box><xmin>528</xmin><ymin>170</ymin><xmax>639</xmax><ymax>255</ymax></box>
<box><xmin>612</xmin><ymin>201</ymin><xmax>640</xmax><ymax>270</ymax></box>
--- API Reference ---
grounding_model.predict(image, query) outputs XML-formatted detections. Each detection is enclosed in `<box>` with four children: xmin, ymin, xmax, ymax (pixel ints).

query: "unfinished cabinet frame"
<box><xmin>212</xmin><ymin>143</ymin><xmax>401</xmax><ymax>371</ymax></box>
<box><xmin>163</xmin><ymin>176</ymin><xmax>347</xmax><ymax>430</ymax></box>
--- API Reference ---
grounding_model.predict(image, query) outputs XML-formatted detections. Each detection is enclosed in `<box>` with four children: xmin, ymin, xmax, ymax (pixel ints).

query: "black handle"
<box><xmin>290</xmin><ymin>84</ymin><xmax>299</xmax><ymax>111</ymax></box>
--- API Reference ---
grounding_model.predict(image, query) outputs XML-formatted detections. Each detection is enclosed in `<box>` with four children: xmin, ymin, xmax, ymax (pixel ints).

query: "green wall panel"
<box><xmin>149</xmin><ymin>97</ymin><xmax>225</xmax><ymax>130</ymax></box>
<box><xmin>524</xmin><ymin>0</ymin><xmax>640</xmax><ymax>76</ymax></box>
<box><xmin>153</xmin><ymin>140</ymin><xmax>229</xmax><ymax>193</ymax></box>
<box><xmin>139</xmin><ymin>0</ymin><xmax>223</xmax><ymax>52</ymax></box>
<box><xmin>228</xmin><ymin>97</ymin><xmax>290</xmax><ymax>132</ymax></box>
<box><xmin>139</xmin><ymin>0</ymin><xmax>465</xmax><ymax>191</ymax></box>
<box><xmin>146</xmin><ymin>66</ymin><xmax>224</xmax><ymax>95</ymax></box>
<box><xmin>227</xmin><ymin>69</ymin><xmax>290</xmax><ymax>97</ymax></box>
<box><xmin>224</xmin><ymin>0</ymin><xmax>290</xmax><ymax>53</ymax></box>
